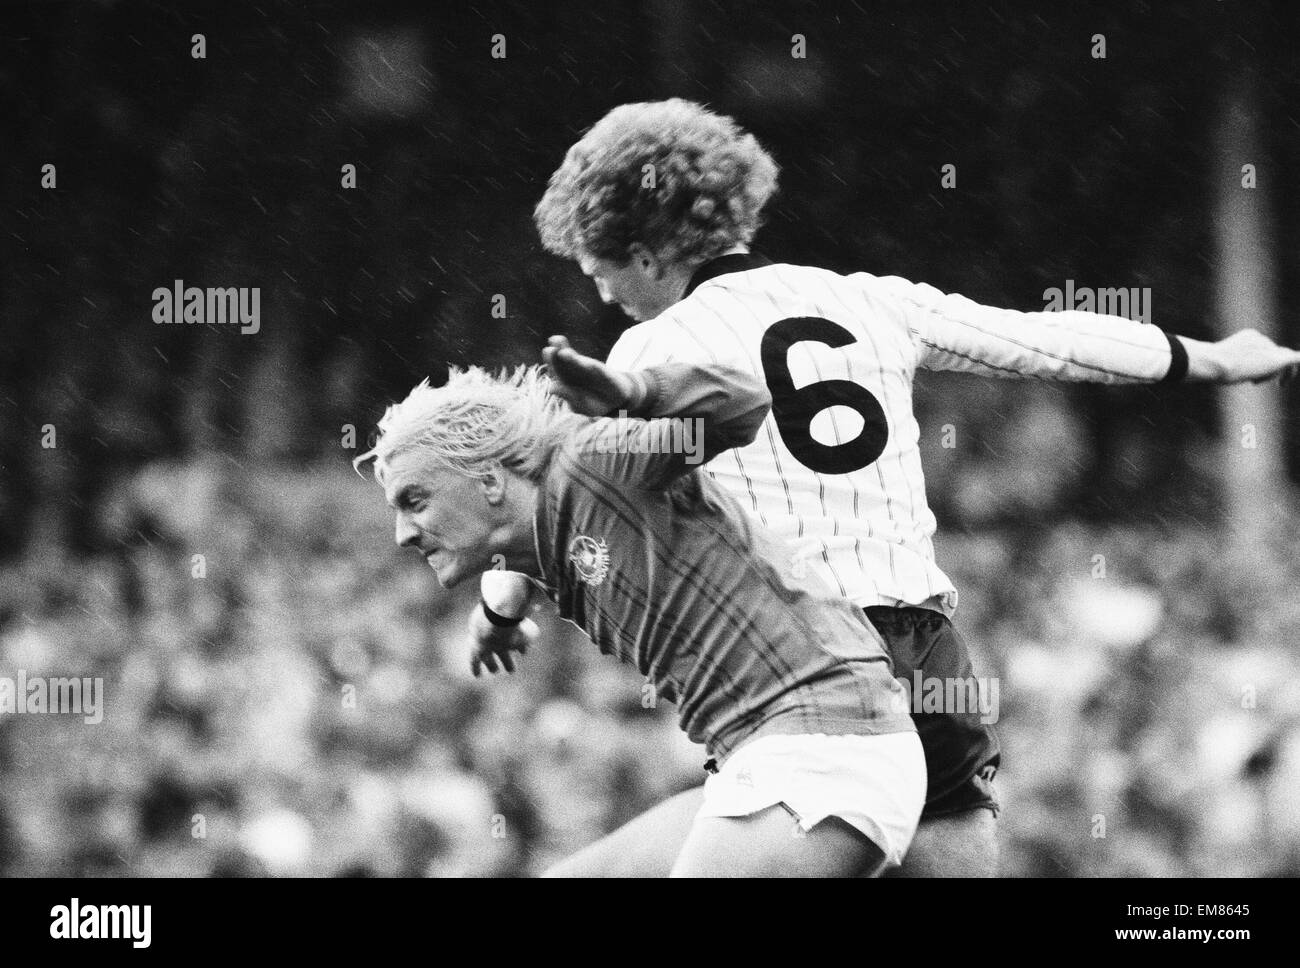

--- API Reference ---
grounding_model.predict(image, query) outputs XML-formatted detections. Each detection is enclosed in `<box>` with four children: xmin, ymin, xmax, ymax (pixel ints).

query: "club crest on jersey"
<box><xmin>568</xmin><ymin>535</ymin><xmax>610</xmax><ymax>586</ymax></box>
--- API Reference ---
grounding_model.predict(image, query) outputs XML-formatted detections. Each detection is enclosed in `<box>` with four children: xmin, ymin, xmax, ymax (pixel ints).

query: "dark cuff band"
<box><xmin>1160</xmin><ymin>332</ymin><xmax>1189</xmax><ymax>383</ymax></box>
<box><xmin>481</xmin><ymin>598</ymin><xmax>524</xmax><ymax>627</ymax></box>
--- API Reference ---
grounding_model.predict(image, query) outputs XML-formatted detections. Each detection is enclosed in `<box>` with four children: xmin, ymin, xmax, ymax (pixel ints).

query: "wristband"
<box><xmin>1159</xmin><ymin>332</ymin><xmax>1189</xmax><ymax>383</ymax></box>
<box><xmin>481</xmin><ymin>598</ymin><xmax>525</xmax><ymax>628</ymax></box>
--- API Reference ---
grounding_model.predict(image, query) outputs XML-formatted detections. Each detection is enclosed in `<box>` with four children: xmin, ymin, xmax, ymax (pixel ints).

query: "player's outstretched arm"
<box><xmin>889</xmin><ymin>276</ymin><xmax>1176</xmax><ymax>383</ymax></box>
<box><xmin>1181</xmin><ymin>329</ymin><xmax>1300</xmax><ymax>384</ymax></box>
<box><xmin>543</xmin><ymin>334</ymin><xmax>770</xmax><ymax>476</ymax></box>
<box><xmin>881</xmin><ymin>275</ymin><xmax>1299</xmax><ymax>386</ymax></box>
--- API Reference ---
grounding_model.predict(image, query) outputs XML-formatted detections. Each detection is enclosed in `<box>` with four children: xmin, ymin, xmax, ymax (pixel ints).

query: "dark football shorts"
<box><xmin>864</xmin><ymin>605</ymin><xmax>1001</xmax><ymax>818</ymax></box>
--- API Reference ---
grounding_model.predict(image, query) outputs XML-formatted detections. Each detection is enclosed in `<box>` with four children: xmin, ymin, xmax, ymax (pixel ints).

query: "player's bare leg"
<box><xmin>669</xmin><ymin>806</ymin><xmax>885</xmax><ymax>878</ymax></box>
<box><xmin>541</xmin><ymin>787</ymin><xmax>703</xmax><ymax>877</ymax></box>
<box><xmin>542</xmin><ymin>786</ymin><xmax>997</xmax><ymax>877</ymax></box>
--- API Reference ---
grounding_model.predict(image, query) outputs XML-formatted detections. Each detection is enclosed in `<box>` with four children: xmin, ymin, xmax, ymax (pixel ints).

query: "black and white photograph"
<box><xmin>1</xmin><ymin>0</ymin><xmax>1297</xmax><ymax>924</ymax></box>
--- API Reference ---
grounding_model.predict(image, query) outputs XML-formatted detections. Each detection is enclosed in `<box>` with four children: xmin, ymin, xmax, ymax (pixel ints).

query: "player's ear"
<box><xmin>478</xmin><ymin>467</ymin><xmax>507</xmax><ymax>507</ymax></box>
<box><xmin>627</xmin><ymin>242</ymin><xmax>661</xmax><ymax>279</ymax></box>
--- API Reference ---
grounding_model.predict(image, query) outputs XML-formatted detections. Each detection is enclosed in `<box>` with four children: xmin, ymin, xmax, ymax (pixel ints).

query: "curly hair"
<box><xmin>353</xmin><ymin>365</ymin><xmax>586</xmax><ymax>485</ymax></box>
<box><xmin>534</xmin><ymin>99</ymin><xmax>779</xmax><ymax>267</ymax></box>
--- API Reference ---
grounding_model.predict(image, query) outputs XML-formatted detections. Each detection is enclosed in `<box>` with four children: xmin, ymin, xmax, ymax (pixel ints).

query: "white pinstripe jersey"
<box><xmin>606</xmin><ymin>254</ymin><xmax>1182</xmax><ymax>615</ymax></box>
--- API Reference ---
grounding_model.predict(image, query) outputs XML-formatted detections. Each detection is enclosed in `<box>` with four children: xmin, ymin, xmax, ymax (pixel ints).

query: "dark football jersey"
<box><xmin>531</xmin><ymin>362</ymin><xmax>915</xmax><ymax>760</ymax></box>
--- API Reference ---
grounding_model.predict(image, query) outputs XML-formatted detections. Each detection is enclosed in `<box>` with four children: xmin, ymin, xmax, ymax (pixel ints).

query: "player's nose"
<box><xmin>394</xmin><ymin>512</ymin><xmax>421</xmax><ymax>548</ymax></box>
<box><xmin>594</xmin><ymin>279</ymin><xmax>613</xmax><ymax>304</ymax></box>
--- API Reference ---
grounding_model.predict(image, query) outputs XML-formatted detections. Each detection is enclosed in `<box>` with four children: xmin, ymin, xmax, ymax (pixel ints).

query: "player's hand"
<box><xmin>467</xmin><ymin>603</ymin><xmax>538</xmax><ymax>677</ymax></box>
<box><xmin>542</xmin><ymin>335</ymin><xmax>640</xmax><ymax>415</ymax></box>
<box><xmin>1207</xmin><ymin>329</ymin><xmax>1300</xmax><ymax>384</ymax></box>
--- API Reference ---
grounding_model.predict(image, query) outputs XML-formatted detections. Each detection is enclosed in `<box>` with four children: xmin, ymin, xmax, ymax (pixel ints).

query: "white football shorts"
<box><xmin>698</xmin><ymin>731</ymin><xmax>926</xmax><ymax>874</ymax></box>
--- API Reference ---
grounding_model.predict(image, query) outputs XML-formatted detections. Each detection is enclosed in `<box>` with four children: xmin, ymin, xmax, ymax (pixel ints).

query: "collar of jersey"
<box><xmin>530</xmin><ymin>502</ymin><xmax>552</xmax><ymax>595</ymax></box>
<box><xmin>682</xmin><ymin>252</ymin><xmax>774</xmax><ymax>298</ymax></box>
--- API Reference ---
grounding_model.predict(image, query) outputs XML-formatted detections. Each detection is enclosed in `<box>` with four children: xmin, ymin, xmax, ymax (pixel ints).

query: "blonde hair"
<box><xmin>534</xmin><ymin>99</ymin><xmax>779</xmax><ymax>267</ymax></box>
<box><xmin>354</xmin><ymin>365</ymin><xmax>585</xmax><ymax>484</ymax></box>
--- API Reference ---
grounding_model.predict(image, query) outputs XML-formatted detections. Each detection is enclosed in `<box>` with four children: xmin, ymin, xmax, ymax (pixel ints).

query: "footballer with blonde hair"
<box><xmin>355</xmin><ymin>345</ymin><xmax>925</xmax><ymax>877</ymax></box>
<box><xmin>471</xmin><ymin>99</ymin><xmax>1300</xmax><ymax>877</ymax></box>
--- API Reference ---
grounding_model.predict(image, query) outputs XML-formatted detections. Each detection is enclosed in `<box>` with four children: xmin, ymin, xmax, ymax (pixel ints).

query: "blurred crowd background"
<box><xmin>2</xmin><ymin>0</ymin><xmax>1299</xmax><ymax>876</ymax></box>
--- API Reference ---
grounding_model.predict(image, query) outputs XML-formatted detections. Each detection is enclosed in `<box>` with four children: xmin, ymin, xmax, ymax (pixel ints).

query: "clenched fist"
<box><xmin>467</xmin><ymin>603</ymin><xmax>538</xmax><ymax>677</ymax></box>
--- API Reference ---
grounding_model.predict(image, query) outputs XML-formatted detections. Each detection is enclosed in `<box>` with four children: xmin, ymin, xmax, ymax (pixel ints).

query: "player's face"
<box><xmin>381</xmin><ymin>450</ymin><xmax>500</xmax><ymax>589</ymax></box>
<box><xmin>577</xmin><ymin>250</ymin><xmax>678</xmax><ymax>322</ymax></box>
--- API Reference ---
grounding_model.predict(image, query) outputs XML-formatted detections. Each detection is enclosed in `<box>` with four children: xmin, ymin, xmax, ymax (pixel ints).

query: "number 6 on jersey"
<box><xmin>760</xmin><ymin>316</ymin><xmax>889</xmax><ymax>474</ymax></box>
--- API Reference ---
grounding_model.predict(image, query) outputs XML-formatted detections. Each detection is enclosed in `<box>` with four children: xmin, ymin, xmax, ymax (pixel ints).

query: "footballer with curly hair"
<box><xmin>475</xmin><ymin>99</ymin><xmax>1300</xmax><ymax>877</ymax></box>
